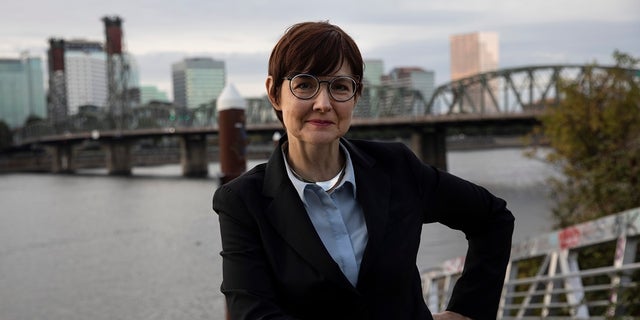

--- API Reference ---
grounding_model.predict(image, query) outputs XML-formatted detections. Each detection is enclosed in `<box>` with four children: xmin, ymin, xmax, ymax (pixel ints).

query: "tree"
<box><xmin>530</xmin><ymin>51</ymin><xmax>640</xmax><ymax>228</ymax></box>
<box><xmin>525</xmin><ymin>51</ymin><xmax>640</xmax><ymax>318</ymax></box>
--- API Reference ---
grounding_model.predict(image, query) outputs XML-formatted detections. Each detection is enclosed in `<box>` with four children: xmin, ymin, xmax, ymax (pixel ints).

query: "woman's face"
<box><xmin>267</xmin><ymin>63</ymin><xmax>357</xmax><ymax>147</ymax></box>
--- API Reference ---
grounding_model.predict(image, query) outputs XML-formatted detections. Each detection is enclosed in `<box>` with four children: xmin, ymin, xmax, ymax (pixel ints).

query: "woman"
<box><xmin>213</xmin><ymin>21</ymin><xmax>514</xmax><ymax>320</ymax></box>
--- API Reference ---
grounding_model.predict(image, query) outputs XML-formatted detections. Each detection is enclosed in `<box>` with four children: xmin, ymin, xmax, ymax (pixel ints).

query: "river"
<box><xmin>0</xmin><ymin>147</ymin><xmax>556</xmax><ymax>320</ymax></box>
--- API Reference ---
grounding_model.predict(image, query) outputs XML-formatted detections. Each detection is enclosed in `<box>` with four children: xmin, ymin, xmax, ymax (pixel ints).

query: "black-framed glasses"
<box><xmin>284</xmin><ymin>74</ymin><xmax>358</xmax><ymax>102</ymax></box>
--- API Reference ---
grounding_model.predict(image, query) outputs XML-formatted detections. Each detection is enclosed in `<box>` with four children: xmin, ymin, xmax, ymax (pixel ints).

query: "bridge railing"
<box><xmin>422</xmin><ymin>207</ymin><xmax>640</xmax><ymax>319</ymax></box>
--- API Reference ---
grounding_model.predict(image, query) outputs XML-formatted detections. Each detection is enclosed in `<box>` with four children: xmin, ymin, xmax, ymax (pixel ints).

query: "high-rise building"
<box><xmin>450</xmin><ymin>32</ymin><xmax>499</xmax><ymax>80</ymax></box>
<box><xmin>64</xmin><ymin>40</ymin><xmax>108</xmax><ymax>114</ymax></box>
<box><xmin>450</xmin><ymin>32</ymin><xmax>499</xmax><ymax>112</ymax></box>
<box><xmin>0</xmin><ymin>54</ymin><xmax>46</xmax><ymax>128</ymax></box>
<box><xmin>357</xmin><ymin>59</ymin><xmax>386</xmax><ymax>117</ymax></box>
<box><xmin>172</xmin><ymin>57</ymin><xmax>226</xmax><ymax>109</ymax></box>
<box><xmin>376</xmin><ymin>67</ymin><xmax>436</xmax><ymax>116</ymax></box>
<box><xmin>372</xmin><ymin>67</ymin><xmax>435</xmax><ymax>115</ymax></box>
<box><xmin>363</xmin><ymin>59</ymin><xmax>384</xmax><ymax>86</ymax></box>
<box><xmin>139</xmin><ymin>85</ymin><xmax>170</xmax><ymax>105</ymax></box>
<box><xmin>51</xmin><ymin>39</ymin><xmax>140</xmax><ymax>115</ymax></box>
<box><xmin>385</xmin><ymin>67</ymin><xmax>436</xmax><ymax>102</ymax></box>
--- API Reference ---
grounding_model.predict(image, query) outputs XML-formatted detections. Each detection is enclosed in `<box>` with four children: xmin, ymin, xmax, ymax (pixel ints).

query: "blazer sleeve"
<box><xmin>213</xmin><ymin>184</ymin><xmax>300</xmax><ymax>320</ymax></box>
<box><xmin>411</xmin><ymin>148</ymin><xmax>515</xmax><ymax>320</ymax></box>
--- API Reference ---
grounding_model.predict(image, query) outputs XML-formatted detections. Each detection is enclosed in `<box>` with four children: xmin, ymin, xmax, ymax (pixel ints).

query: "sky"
<box><xmin>1</xmin><ymin>0</ymin><xmax>639</xmax><ymax>99</ymax></box>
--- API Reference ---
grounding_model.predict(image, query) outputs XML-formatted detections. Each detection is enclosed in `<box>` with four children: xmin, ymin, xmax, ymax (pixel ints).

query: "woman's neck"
<box><xmin>286</xmin><ymin>140</ymin><xmax>345</xmax><ymax>182</ymax></box>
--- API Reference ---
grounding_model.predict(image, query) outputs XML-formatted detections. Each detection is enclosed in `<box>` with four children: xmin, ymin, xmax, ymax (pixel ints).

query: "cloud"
<box><xmin>1</xmin><ymin>0</ymin><xmax>638</xmax><ymax>100</ymax></box>
<box><xmin>499</xmin><ymin>20</ymin><xmax>640</xmax><ymax>67</ymax></box>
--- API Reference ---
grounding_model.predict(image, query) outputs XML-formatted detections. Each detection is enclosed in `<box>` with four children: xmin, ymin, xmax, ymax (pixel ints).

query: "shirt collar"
<box><xmin>282</xmin><ymin>141</ymin><xmax>357</xmax><ymax>203</ymax></box>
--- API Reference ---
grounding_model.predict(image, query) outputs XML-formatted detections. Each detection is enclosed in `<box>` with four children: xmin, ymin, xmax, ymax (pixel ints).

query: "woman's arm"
<box><xmin>214</xmin><ymin>185</ymin><xmax>299</xmax><ymax>320</ymax></box>
<box><xmin>410</xmin><ymin>150</ymin><xmax>514</xmax><ymax>320</ymax></box>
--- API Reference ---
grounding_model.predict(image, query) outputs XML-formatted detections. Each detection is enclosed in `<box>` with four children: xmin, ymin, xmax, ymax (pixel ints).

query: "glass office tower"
<box><xmin>172</xmin><ymin>57</ymin><xmax>226</xmax><ymax>109</ymax></box>
<box><xmin>0</xmin><ymin>56</ymin><xmax>46</xmax><ymax>128</ymax></box>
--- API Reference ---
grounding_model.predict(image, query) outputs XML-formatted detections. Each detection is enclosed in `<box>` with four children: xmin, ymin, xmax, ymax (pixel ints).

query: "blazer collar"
<box><xmin>262</xmin><ymin>136</ymin><xmax>391</xmax><ymax>290</ymax></box>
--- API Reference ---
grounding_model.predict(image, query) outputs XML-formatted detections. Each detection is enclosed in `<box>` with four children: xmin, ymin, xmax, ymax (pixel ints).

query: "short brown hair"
<box><xmin>267</xmin><ymin>21</ymin><xmax>364</xmax><ymax>121</ymax></box>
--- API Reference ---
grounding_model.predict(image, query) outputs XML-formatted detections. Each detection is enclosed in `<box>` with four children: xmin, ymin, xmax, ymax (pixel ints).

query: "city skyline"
<box><xmin>1</xmin><ymin>0</ymin><xmax>638</xmax><ymax>99</ymax></box>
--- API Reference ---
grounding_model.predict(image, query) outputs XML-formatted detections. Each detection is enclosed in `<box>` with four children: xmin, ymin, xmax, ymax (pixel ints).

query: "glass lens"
<box><xmin>330</xmin><ymin>77</ymin><xmax>356</xmax><ymax>101</ymax></box>
<box><xmin>288</xmin><ymin>74</ymin><xmax>357</xmax><ymax>101</ymax></box>
<box><xmin>290</xmin><ymin>74</ymin><xmax>319</xmax><ymax>99</ymax></box>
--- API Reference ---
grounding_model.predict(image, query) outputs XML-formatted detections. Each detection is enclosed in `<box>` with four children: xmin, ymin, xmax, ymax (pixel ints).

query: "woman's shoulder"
<box><xmin>346</xmin><ymin>138</ymin><xmax>416</xmax><ymax>160</ymax></box>
<box><xmin>214</xmin><ymin>163</ymin><xmax>267</xmax><ymax>196</ymax></box>
<box><xmin>213</xmin><ymin>163</ymin><xmax>268</xmax><ymax>211</ymax></box>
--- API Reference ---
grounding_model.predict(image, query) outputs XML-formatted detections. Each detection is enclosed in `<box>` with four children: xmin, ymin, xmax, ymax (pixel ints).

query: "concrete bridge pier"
<box><xmin>50</xmin><ymin>144</ymin><xmax>75</xmax><ymax>173</ymax></box>
<box><xmin>180</xmin><ymin>134</ymin><xmax>209</xmax><ymax>178</ymax></box>
<box><xmin>104</xmin><ymin>140</ymin><xmax>132</xmax><ymax>175</ymax></box>
<box><xmin>410</xmin><ymin>125</ymin><xmax>447</xmax><ymax>171</ymax></box>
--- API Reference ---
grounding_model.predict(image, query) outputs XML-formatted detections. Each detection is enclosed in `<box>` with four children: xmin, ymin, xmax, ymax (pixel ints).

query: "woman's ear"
<box><xmin>265</xmin><ymin>76</ymin><xmax>281</xmax><ymax>110</ymax></box>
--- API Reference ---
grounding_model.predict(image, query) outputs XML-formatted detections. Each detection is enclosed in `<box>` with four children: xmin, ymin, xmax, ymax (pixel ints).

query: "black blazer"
<box><xmin>213</xmin><ymin>137</ymin><xmax>514</xmax><ymax>320</ymax></box>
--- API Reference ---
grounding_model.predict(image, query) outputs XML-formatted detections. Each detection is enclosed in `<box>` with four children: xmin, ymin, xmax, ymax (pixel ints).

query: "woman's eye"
<box><xmin>294</xmin><ymin>80</ymin><xmax>315</xmax><ymax>91</ymax></box>
<box><xmin>332</xmin><ymin>79</ymin><xmax>353</xmax><ymax>92</ymax></box>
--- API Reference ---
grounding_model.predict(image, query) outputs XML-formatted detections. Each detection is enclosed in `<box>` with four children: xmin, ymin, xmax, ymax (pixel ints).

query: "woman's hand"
<box><xmin>432</xmin><ymin>311</ymin><xmax>472</xmax><ymax>320</ymax></box>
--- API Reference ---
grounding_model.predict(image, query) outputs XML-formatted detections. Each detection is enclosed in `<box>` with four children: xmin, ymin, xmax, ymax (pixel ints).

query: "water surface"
<box><xmin>0</xmin><ymin>148</ymin><xmax>555</xmax><ymax>319</ymax></box>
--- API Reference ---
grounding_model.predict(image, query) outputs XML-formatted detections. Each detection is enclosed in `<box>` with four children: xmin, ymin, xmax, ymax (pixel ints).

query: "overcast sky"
<box><xmin>1</xmin><ymin>0</ymin><xmax>638</xmax><ymax>98</ymax></box>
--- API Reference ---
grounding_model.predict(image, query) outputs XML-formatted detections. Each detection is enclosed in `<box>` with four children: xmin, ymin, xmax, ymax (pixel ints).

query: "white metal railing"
<box><xmin>422</xmin><ymin>207</ymin><xmax>640</xmax><ymax>319</ymax></box>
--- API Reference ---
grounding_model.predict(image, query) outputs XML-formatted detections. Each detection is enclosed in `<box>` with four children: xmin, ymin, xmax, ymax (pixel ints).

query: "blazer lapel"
<box><xmin>262</xmin><ymin>139</ymin><xmax>356</xmax><ymax>291</ymax></box>
<box><xmin>341</xmin><ymin>140</ymin><xmax>391</xmax><ymax>285</ymax></box>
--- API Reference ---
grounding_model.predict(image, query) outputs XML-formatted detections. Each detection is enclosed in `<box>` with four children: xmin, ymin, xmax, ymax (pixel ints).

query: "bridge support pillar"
<box><xmin>50</xmin><ymin>144</ymin><xmax>75</xmax><ymax>173</ymax></box>
<box><xmin>104</xmin><ymin>140</ymin><xmax>132</xmax><ymax>175</ymax></box>
<box><xmin>410</xmin><ymin>126</ymin><xmax>447</xmax><ymax>171</ymax></box>
<box><xmin>180</xmin><ymin>134</ymin><xmax>209</xmax><ymax>178</ymax></box>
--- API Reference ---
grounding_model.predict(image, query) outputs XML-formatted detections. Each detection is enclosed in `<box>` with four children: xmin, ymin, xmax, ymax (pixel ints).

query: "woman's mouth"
<box><xmin>307</xmin><ymin>120</ymin><xmax>333</xmax><ymax>126</ymax></box>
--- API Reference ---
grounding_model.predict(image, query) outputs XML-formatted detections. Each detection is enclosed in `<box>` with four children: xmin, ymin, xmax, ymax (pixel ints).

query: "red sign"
<box><xmin>559</xmin><ymin>227</ymin><xmax>581</xmax><ymax>249</ymax></box>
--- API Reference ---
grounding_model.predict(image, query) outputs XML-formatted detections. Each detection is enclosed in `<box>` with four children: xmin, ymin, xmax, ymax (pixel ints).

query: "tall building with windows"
<box><xmin>49</xmin><ymin>39</ymin><xmax>140</xmax><ymax>115</ymax></box>
<box><xmin>450</xmin><ymin>32</ymin><xmax>499</xmax><ymax>112</ymax></box>
<box><xmin>358</xmin><ymin>59</ymin><xmax>385</xmax><ymax>117</ymax></box>
<box><xmin>385</xmin><ymin>67</ymin><xmax>436</xmax><ymax>101</ymax></box>
<box><xmin>172</xmin><ymin>57</ymin><xmax>226</xmax><ymax>109</ymax></box>
<box><xmin>363</xmin><ymin>59</ymin><xmax>384</xmax><ymax>86</ymax></box>
<box><xmin>0</xmin><ymin>55</ymin><xmax>46</xmax><ymax>128</ymax></box>
<box><xmin>139</xmin><ymin>85</ymin><xmax>170</xmax><ymax>105</ymax></box>
<box><xmin>378</xmin><ymin>67</ymin><xmax>435</xmax><ymax>116</ymax></box>
<box><xmin>64</xmin><ymin>40</ymin><xmax>108</xmax><ymax>114</ymax></box>
<box><xmin>450</xmin><ymin>32</ymin><xmax>499</xmax><ymax>80</ymax></box>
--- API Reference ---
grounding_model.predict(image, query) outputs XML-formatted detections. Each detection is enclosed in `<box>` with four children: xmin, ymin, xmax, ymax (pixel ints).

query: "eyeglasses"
<box><xmin>284</xmin><ymin>74</ymin><xmax>359</xmax><ymax>102</ymax></box>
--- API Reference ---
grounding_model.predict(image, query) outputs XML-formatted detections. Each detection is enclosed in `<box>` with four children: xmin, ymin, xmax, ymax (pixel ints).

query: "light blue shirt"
<box><xmin>283</xmin><ymin>143</ymin><xmax>368</xmax><ymax>287</ymax></box>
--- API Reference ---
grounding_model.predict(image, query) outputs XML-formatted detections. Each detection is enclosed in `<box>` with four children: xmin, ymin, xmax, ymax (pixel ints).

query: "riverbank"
<box><xmin>1</xmin><ymin>134</ymin><xmax>535</xmax><ymax>173</ymax></box>
<box><xmin>446</xmin><ymin>134</ymin><xmax>534</xmax><ymax>150</ymax></box>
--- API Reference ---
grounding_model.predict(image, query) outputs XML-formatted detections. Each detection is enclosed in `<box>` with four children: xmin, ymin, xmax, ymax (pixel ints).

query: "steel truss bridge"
<box><xmin>16</xmin><ymin>64</ymin><xmax>639</xmax><ymax>143</ymax></box>
<box><xmin>8</xmin><ymin>64</ymin><xmax>638</xmax><ymax>175</ymax></box>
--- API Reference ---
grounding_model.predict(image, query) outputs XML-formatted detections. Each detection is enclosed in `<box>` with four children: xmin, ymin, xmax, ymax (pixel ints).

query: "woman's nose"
<box><xmin>312</xmin><ymin>84</ymin><xmax>333</xmax><ymax>112</ymax></box>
